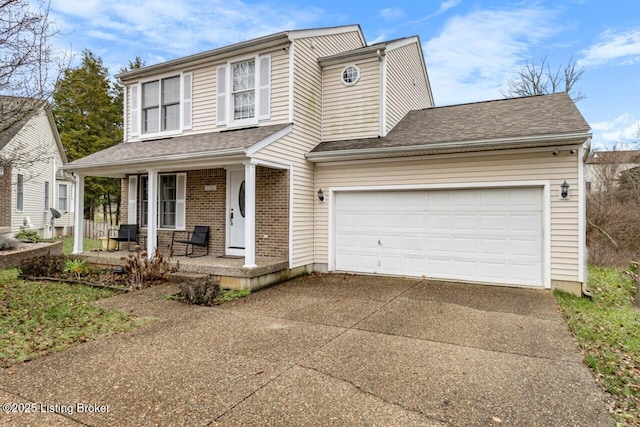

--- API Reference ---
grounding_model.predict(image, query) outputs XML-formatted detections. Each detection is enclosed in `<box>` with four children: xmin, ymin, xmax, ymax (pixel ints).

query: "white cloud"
<box><xmin>412</xmin><ymin>0</ymin><xmax>461</xmax><ymax>24</ymax></box>
<box><xmin>423</xmin><ymin>6</ymin><xmax>558</xmax><ymax>105</ymax></box>
<box><xmin>578</xmin><ymin>28</ymin><xmax>640</xmax><ymax>68</ymax></box>
<box><xmin>591</xmin><ymin>113</ymin><xmax>640</xmax><ymax>148</ymax></box>
<box><xmin>378</xmin><ymin>8</ymin><xmax>405</xmax><ymax>21</ymax></box>
<box><xmin>49</xmin><ymin>0</ymin><xmax>327</xmax><ymax>66</ymax></box>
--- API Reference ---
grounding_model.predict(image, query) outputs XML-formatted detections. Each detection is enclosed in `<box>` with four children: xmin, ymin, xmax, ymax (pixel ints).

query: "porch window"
<box><xmin>159</xmin><ymin>175</ymin><xmax>177</xmax><ymax>228</ymax></box>
<box><xmin>16</xmin><ymin>174</ymin><xmax>23</xmax><ymax>211</ymax></box>
<box><xmin>142</xmin><ymin>76</ymin><xmax>180</xmax><ymax>133</ymax></box>
<box><xmin>58</xmin><ymin>184</ymin><xmax>68</xmax><ymax>211</ymax></box>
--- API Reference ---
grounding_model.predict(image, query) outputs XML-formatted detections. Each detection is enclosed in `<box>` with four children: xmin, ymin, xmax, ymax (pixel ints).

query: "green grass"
<box><xmin>57</xmin><ymin>236</ymin><xmax>101</xmax><ymax>255</ymax></box>
<box><xmin>0</xmin><ymin>268</ymin><xmax>137</xmax><ymax>367</ymax></box>
<box><xmin>555</xmin><ymin>265</ymin><xmax>640</xmax><ymax>424</ymax></box>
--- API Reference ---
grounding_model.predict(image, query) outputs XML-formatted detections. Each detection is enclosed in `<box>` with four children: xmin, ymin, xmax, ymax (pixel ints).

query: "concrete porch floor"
<box><xmin>74</xmin><ymin>249</ymin><xmax>298</xmax><ymax>290</ymax></box>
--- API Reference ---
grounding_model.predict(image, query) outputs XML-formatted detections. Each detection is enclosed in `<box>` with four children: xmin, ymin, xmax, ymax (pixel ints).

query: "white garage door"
<box><xmin>334</xmin><ymin>188</ymin><xmax>543</xmax><ymax>287</ymax></box>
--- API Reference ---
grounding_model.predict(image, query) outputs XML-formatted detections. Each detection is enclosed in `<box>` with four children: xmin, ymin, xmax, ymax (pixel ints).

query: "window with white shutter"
<box><xmin>216</xmin><ymin>65</ymin><xmax>227</xmax><ymax>125</ymax></box>
<box><xmin>130</xmin><ymin>84</ymin><xmax>139</xmax><ymax>137</ymax></box>
<box><xmin>258</xmin><ymin>55</ymin><xmax>271</xmax><ymax>120</ymax></box>
<box><xmin>128</xmin><ymin>176</ymin><xmax>138</xmax><ymax>224</ymax></box>
<box><xmin>175</xmin><ymin>173</ymin><xmax>186</xmax><ymax>231</ymax></box>
<box><xmin>182</xmin><ymin>72</ymin><xmax>192</xmax><ymax>129</ymax></box>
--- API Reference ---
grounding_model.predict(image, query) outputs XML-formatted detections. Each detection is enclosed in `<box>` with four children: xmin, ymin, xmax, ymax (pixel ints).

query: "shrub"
<box><xmin>177</xmin><ymin>276</ymin><xmax>222</xmax><ymax>306</ymax></box>
<box><xmin>0</xmin><ymin>233</ymin><xmax>19</xmax><ymax>251</ymax></box>
<box><xmin>14</xmin><ymin>230</ymin><xmax>40</xmax><ymax>243</ymax></box>
<box><xmin>63</xmin><ymin>259</ymin><xmax>89</xmax><ymax>279</ymax></box>
<box><xmin>19</xmin><ymin>255</ymin><xmax>66</xmax><ymax>277</ymax></box>
<box><xmin>122</xmin><ymin>247</ymin><xmax>173</xmax><ymax>290</ymax></box>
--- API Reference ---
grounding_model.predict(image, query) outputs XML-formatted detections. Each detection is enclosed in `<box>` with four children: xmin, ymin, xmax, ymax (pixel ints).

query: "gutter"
<box><xmin>116</xmin><ymin>32</ymin><xmax>291</xmax><ymax>81</ymax></box>
<box><xmin>306</xmin><ymin>132</ymin><xmax>592</xmax><ymax>162</ymax></box>
<box><xmin>63</xmin><ymin>147</ymin><xmax>247</xmax><ymax>172</ymax></box>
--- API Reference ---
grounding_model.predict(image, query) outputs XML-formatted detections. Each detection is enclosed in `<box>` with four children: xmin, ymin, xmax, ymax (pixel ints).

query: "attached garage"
<box><xmin>334</xmin><ymin>187</ymin><xmax>545</xmax><ymax>287</ymax></box>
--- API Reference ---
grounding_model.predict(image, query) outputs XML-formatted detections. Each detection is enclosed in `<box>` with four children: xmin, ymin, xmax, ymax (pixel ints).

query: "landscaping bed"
<box><xmin>556</xmin><ymin>265</ymin><xmax>640</xmax><ymax>425</ymax></box>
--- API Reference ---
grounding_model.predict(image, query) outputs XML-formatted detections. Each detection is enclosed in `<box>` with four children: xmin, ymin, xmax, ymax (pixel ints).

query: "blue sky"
<box><xmin>46</xmin><ymin>0</ymin><xmax>639</xmax><ymax>148</ymax></box>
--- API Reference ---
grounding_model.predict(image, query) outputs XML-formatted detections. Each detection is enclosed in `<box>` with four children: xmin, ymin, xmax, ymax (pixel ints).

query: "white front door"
<box><xmin>228</xmin><ymin>169</ymin><xmax>246</xmax><ymax>251</ymax></box>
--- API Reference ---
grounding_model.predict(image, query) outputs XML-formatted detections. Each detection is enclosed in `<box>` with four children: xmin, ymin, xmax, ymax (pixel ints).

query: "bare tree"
<box><xmin>0</xmin><ymin>0</ymin><xmax>64</xmax><ymax>180</ymax></box>
<box><xmin>503</xmin><ymin>56</ymin><xmax>585</xmax><ymax>102</ymax></box>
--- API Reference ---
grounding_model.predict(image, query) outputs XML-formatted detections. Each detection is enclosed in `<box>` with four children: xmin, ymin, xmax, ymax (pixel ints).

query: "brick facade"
<box><xmin>0</xmin><ymin>165</ymin><xmax>12</xmax><ymax>228</ymax></box>
<box><xmin>256</xmin><ymin>166</ymin><xmax>289</xmax><ymax>259</ymax></box>
<box><xmin>120</xmin><ymin>167</ymin><xmax>288</xmax><ymax>259</ymax></box>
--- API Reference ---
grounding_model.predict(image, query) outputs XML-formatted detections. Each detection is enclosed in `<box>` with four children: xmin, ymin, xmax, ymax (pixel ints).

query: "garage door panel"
<box><xmin>480</xmin><ymin>214</ymin><xmax>508</xmax><ymax>231</ymax></box>
<box><xmin>334</xmin><ymin>188</ymin><xmax>543</xmax><ymax>287</ymax></box>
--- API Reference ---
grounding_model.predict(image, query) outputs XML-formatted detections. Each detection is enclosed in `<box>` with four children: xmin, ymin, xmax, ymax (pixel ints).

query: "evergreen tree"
<box><xmin>53</xmin><ymin>50</ymin><xmax>122</xmax><ymax>221</ymax></box>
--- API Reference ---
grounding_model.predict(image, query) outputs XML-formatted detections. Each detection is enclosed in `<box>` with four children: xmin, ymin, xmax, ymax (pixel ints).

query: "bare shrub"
<box><xmin>121</xmin><ymin>247</ymin><xmax>174</xmax><ymax>290</ymax></box>
<box><xmin>587</xmin><ymin>149</ymin><xmax>640</xmax><ymax>266</ymax></box>
<box><xmin>177</xmin><ymin>276</ymin><xmax>222</xmax><ymax>306</ymax></box>
<box><xmin>0</xmin><ymin>234</ymin><xmax>19</xmax><ymax>251</ymax></box>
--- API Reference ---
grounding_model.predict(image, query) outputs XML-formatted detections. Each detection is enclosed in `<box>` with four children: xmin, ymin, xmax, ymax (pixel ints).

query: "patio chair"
<box><xmin>107</xmin><ymin>224</ymin><xmax>139</xmax><ymax>251</ymax></box>
<box><xmin>171</xmin><ymin>226</ymin><xmax>210</xmax><ymax>257</ymax></box>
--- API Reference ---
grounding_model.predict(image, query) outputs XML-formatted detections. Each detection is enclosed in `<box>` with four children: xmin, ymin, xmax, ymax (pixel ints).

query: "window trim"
<box><xmin>341</xmin><ymin>64</ymin><xmax>361</xmax><ymax>86</ymax></box>
<box><xmin>16</xmin><ymin>174</ymin><xmax>23</xmax><ymax>211</ymax></box>
<box><xmin>44</xmin><ymin>181</ymin><xmax>49</xmax><ymax>211</ymax></box>
<box><xmin>133</xmin><ymin>72</ymin><xmax>191</xmax><ymax>140</ymax></box>
<box><xmin>138</xmin><ymin>173</ymin><xmax>186</xmax><ymax>230</ymax></box>
<box><xmin>58</xmin><ymin>183</ymin><xmax>68</xmax><ymax>212</ymax></box>
<box><xmin>219</xmin><ymin>53</ymin><xmax>270</xmax><ymax>128</ymax></box>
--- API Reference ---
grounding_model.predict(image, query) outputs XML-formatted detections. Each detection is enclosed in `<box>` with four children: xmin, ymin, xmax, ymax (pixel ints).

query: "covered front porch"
<box><xmin>63</xmin><ymin>124</ymin><xmax>296</xmax><ymax>290</ymax></box>
<box><xmin>75</xmin><ymin>249</ymin><xmax>295</xmax><ymax>290</ymax></box>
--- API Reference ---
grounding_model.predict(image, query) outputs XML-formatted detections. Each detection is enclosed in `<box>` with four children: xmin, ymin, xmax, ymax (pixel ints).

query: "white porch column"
<box><xmin>243</xmin><ymin>163</ymin><xmax>256</xmax><ymax>268</ymax></box>
<box><xmin>147</xmin><ymin>169</ymin><xmax>158</xmax><ymax>259</ymax></box>
<box><xmin>72</xmin><ymin>174</ymin><xmax>84</xmax><ymax>254</ymax></box>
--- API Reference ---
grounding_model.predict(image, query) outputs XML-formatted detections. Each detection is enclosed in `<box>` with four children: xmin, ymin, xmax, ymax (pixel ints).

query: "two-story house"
<box><xmin>65</xmin><ymin>25</ymin><xmax>591</xmax><ymax>296</ymax></box>
<box><xmin>1</xmin><ymin>97</ymin><xmax>75</xmax><ymax>238</ymax></box>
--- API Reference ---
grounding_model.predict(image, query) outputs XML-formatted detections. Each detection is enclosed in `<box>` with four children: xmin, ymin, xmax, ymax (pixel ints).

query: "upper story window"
<box><xmin>129</xmin><ymin>73</ymin><xmax>192</xmax><ymax>139</ymax></box>
<box><xmin>217</xmin><ymin>54</ymin><xmax>271</xmax><ymax>127</ymax></box>
<box><xmin>142</xmin><ymin>76</ymin><xmax>180</xmax><ymax>133</ymax></box>
<box><xmin>232</xmin><ymin>60</ymin><xmax>255</xmax><ymax>120</ymax></box>
<box><xmin>342</xmin><ymin>65</ymin><xmax>360</xmax><ymax>85</ymax></box>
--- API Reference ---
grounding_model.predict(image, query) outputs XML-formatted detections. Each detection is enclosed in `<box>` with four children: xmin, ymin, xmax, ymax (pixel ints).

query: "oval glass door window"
<box><xmin>239</xmin><ymin>180</ymin><xmax>246</xmax><ymax>217</ymax></box>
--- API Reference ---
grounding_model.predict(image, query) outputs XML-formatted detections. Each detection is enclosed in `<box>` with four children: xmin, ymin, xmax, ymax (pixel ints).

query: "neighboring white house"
<box><xmin>585</xmin><ymin>150</ymin><xmax>640</xmax><ymax>192</ymax></box>
<box><xmin>0</xmin><ymin>97</ymin><xmax>75</xmax><ymax>237</ymax></box>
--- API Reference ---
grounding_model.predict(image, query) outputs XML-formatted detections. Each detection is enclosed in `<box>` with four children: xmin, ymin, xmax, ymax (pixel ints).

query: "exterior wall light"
<box><xmin>317</xmin><ymin>188</ymin><xmax>324</xmax><ymax>202</ymax></box>
<box><xmin>560</xmin><ymin>180</ymin><xmax>570</xmax><ymax>199</ymax></box>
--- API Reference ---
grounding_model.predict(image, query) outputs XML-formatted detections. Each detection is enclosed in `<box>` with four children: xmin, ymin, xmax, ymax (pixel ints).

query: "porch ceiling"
<box><xmin>64</xmin><ymin>124</ymin><xmax>291</xmax><ymax>177</ymax></box>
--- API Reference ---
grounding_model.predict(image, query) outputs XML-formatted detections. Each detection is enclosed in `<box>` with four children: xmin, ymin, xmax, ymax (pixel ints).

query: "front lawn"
<box><xmin>57</xmin><ymin>236</ymin><xmax>101</xmax><ymax>255</ymax></box>
<box><xmin>556</xmin><ymin>266</ymin><xmax>640</xmax><ymax>424</ymax></box>
<box><xmin>0</xmin><ymin>268</ymin><xmax>137</xmax><ymax>367</ymax></box>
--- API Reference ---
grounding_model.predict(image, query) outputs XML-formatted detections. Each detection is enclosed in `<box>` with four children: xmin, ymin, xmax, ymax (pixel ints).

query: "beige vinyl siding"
<box><xmin>314</xmin><ymin>147</ymin><xmax>581</xmax><ymax>282</ymax></box>
<box><xmin>125</xmin><ymin>46</ymin><xmax>291</xmax><ymax>141</ymax></box>
<box><xmin>8</xmin><ymin>109</ymin><xmax>60</xmax><ymax>235</ymax></box>
<box><xmin>385</xmin><ymin>42</ymin><xmax>433</xmax><ymax>133</ymax></box>
<box><xmin>254</xmin><ymin>30</ymin><xmax>364</xmax><ymax>268</ymax></box>
<box><xmin>322</xmin><ymin>59</ymin><xmax>380</xmax><ymax>141</ymax></box>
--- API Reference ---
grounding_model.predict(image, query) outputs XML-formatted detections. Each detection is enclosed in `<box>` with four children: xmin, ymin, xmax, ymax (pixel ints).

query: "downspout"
<box><xmin>581</xmin><ymin>137</ymin><xmax>592</xmax><ymax>298</ymax></box>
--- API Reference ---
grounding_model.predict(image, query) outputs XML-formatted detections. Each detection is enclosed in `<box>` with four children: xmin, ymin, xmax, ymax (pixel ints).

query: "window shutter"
<box><xmin>130</xmin><ymin>84</ymin><xmax>139</xmax><ymax>137</ymax></box>
<box><xmin>182</xmin><ymin>73</ymin><xmax>192</xmax><ymax>129</ymax></box>
<box><xmin>70</xmin><ymin>184</ymin><xmax>75</xmax><ymax>213</ymax></box>
<box><xmin>128</xmin><ymin>176</ymin><xmax>138</xmax><ymax>224</ymax></box>
<box><xmin>258</xmin><ymin>55</ymin><xmax>271</xmax><ymax>120</ymax></box>
<box><xmin>175</xmin><ymin>173</ymin><xmax>186</xmax><ymax>230</ymax></box>
<box><xmin>216</xmin><ymin>65</ymin><xmax>227</xmax><ymax>125</ymax></box>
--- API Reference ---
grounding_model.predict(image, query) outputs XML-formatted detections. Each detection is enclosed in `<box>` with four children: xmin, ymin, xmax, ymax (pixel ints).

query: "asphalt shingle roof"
<box><xmin>67</xmin><ymin>123</ymin><xmax>291</xmax><ymax>168</ymax></box>
<box><xmin>311</xmin><ymin>92</ymin><xmax>590</xmax><ymax>153</ymax></box>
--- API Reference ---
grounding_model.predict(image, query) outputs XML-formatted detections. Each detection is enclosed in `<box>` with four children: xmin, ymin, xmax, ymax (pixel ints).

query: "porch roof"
<box><xmin>64</xmin><ymin>123</ymin><xmax>291</xmax><ymax>176</ymax></box>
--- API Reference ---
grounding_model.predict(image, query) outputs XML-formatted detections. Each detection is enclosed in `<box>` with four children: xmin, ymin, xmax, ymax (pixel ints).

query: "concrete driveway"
<box><xmin>1</xmin><ymin>274</ymin><xmax>612</xmax><ymax>426</ymax></box>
